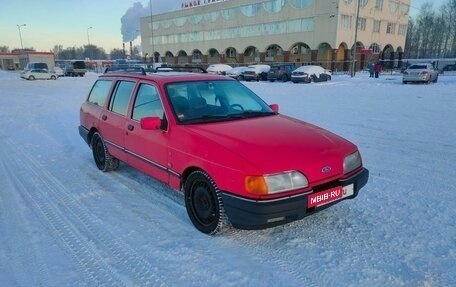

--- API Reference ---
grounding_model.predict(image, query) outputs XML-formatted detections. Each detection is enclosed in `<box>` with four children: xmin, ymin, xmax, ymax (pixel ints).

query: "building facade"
<box><xmin>140</xmin><ymin>0</ymin><xmax>410</xmax><ymax>71</ymax></box>
<box><xmin>0</xmin><ymin>51</ymin><xmax>55</xmax><ymax>70</ymax></box>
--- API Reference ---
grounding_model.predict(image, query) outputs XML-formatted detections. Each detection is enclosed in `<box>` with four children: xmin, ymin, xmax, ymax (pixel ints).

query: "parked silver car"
<box><xmin>402</xmin><ymin>63</ymin><xmax>438</xmax><ymax>84</ymax></box>
<box><xmin>20</xmin><ymin>69</ymin><xmax>58</xmax><ymax>80</ymax></box>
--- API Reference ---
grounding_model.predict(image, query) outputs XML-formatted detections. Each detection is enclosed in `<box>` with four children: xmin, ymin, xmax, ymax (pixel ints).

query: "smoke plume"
<box><xmin>121</xmin><ymin>1</ymin><xmax>181</xmax><ymax>43</ymax></box>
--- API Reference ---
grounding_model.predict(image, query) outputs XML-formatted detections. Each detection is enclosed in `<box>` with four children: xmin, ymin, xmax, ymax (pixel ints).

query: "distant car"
<box><xmin>267</xmin><ymin>64</ymin><xmax>296</xmax><ymax>82</ymax></box>
<box><xmin>225</xmin><ymin>66</ymin><xmax>248</xmax><ymax>80</ymax></box>
<box><xmin>440</xmin><ymin>64</ymin><xmax>456</xmax><ymax>75</ymax></box>
<box><xmin>402</xmin><ymin>63</ymin><xmax>438</xmax><ymax>84</ymax></box>
<box><xmin>243</xmin><ymin>64</ymin><xmax>271</xmax><ymax>81</ymax></box>
<box><xmin>52</xmin><ymin>66</ymin><xmax>65</xmax><ymax>77</ymax></box>
<box><xmin>20</xmin><ymin>69</ymin><xmax>58</xmax><ymax>80</ymax></box>
<box><xmin>291</xmin><ymin>65</ymin><xmax>332</xmax><ymax>83</ymax></box>
<box><xmin>206</xmin><ymin>64</ymin><xmax>233</xmax><ymax>75</ymax></box>
<box><xmin>78</xmin><ymin>71</ymin><xmax>368</xmax><ymax>234</ymax></box>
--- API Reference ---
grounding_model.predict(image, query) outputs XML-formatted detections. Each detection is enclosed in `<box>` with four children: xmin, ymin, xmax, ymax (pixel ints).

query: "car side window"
<box><xmin>132</xmin><ymin>83</ymin><xmax>164</xmax><ymax>121</ymax></box>
<box><xmin>87</xmin><ymin>80</ymin><xmax>112</xmax><ymax>106</ymax></box>
<box><xmin>109</xmin><ymin>80</ymin><xmax>135</xmax><ymax>116</ymax></box>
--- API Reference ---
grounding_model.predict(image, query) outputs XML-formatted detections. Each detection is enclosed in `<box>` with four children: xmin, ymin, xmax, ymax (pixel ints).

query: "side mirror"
<box><xmin>269</xmin><ymin>104</ymin><xmax>279</xmax><ymax>113</ymax></box>
<box><xmin>140</xmin><ymin>117</ymin><xmax>162</xmax><ymax>130</ymax></box>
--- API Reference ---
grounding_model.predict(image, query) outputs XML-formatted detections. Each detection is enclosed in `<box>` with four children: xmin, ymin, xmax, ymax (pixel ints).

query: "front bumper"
<box><xmin>221</xmin><ymin>168</ymin><xmax>369</xmax><ymax>230</ymax></box>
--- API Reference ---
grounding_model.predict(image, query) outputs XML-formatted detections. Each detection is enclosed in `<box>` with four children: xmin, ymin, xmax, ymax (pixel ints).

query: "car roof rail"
<box><xmin>103</xmin><ymin>66</ymin><xmax>146</xmax><ymax>75</ymax></box>
<box><xmin>166</xmin><ymin>65</ymin><xmax>208</xmax><ymax>73</ymax></box>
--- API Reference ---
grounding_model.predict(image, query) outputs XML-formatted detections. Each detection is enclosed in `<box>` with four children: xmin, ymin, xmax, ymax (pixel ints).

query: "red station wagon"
<box><xmin>79</xmin><ymin>71</ymin><xmax>369</xmax><ymax>234</ymax></box>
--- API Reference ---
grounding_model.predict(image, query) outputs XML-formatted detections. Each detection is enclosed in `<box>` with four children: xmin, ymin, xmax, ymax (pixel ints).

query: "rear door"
<box><xmin>98</xmin><ymin>80</ymin><xmax>136</xmax><ymax>162</ymax></box>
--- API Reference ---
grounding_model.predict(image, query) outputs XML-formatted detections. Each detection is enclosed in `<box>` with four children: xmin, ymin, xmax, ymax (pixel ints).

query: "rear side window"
<box><xmin>109</xmin><ymin>81</ymin><xmax>135</xmax><ymax>116</ymax></box>
<box><xmin>87</xmin><ymin>80</ymin><xmax>112</xmax><ymax>106</ymax></box>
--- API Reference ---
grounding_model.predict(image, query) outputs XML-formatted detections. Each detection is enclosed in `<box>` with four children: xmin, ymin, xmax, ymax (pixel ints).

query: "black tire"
<box><xmin>403</xmin><ymin>80</ymin><xmax>407</xmax><ymax>84</ymax></box>
<box><xmin>51</xmin><ymin>75</ymin><xmax>56</xmax><ymax>80</ymax></box>
<box><xmin>184</xmin><ymin>170</ymin><xmax>230</xmax><ymax>235</ymax></box>
<box><xmin>432</xmin><ymin>75</ymin><xmax>438</xmax><ymax>83</ymax></box>
<box><xmin>281</xmin><ymin>74</ymin><xmax>288</xmax><ymax>82</ymax></box>
<box><xmin>91</xmin><ymin>132</ymin><xmax>119</xmax><ymax>172</ymax></box>
<box><xmin>28</xmin><ymin>76</ymin><xmax>35</xmax><ymax>80</ymax></box>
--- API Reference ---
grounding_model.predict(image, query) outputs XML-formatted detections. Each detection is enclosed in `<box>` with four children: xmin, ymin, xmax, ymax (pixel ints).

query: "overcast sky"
<box><xmin>0</xmin><ymin>0</ymin><xmax>446</xmax><ymax>53</ymax></box>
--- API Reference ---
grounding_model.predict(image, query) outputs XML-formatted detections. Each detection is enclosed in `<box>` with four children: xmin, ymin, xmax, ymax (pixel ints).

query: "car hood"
<box><xmin>184</xmin><ymin>114</ymin><xmax>357</xmax><ymax>181</ymax></box>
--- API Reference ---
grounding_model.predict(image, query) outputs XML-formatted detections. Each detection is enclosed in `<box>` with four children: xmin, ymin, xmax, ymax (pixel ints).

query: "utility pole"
<box><xmin>17</xmin><ymin>24</ymin><xmax>26</xmax><ymax>50</ymax></box>
<box><xmin>351</xmin><ymin>0</ymin><xmax>361</xmax><ymax>77</ymax></box>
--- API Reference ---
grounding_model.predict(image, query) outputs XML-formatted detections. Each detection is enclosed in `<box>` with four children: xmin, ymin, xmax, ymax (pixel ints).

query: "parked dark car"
<box><xmin>291</xmin><ymin>65</ymin><xmax>332</xmax><ymax>83</ymax></box>
<box><xmin>440</xmin><ymin>64</ymin><xmax>456</xmax><ymax>75</ymax></box>
<box><xmin>267</xmin><ymin>64</ymin><xmax>296</xmax><ymax>82</ymax></box>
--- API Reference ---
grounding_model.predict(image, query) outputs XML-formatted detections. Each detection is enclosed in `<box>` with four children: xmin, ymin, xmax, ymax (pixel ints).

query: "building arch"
<box><xmin>244</xmin><ymin>46</ymin><xmax>260</xmax><ymax>64</ymax></box>
<box><xmin>192</xmin><ymin>49</ymin><xmax>203</xmax><ymax>64</ymax></box>
<box><xmin>265</xmin><ymin>44</ymin><xmax>284</xmax><ymax>62</ymax></box>
<box><xmin>335</xmin><ymin>42</ymin><xmax>349</xmax><ymax>72</ymax></box>
<box><xmin>317</xmin><ymin>42</ymin><xmax>333</xmax><ymax>69</ymax></box>
<box><xmin>225</xmin><ymin>47</ymin><xmax>239</xmax><ymax>64</ymax></box>
<box><xmin>396</xmin><ymin>46</ymin><xmax>404</xmax><ymax>69</ymax></box>
<box><xmin>164</xmin><ymin>51</ymin><xmax>174</xmax><ymax>64</ymax></box>
<box><xmin>382</xmin><ymin>44</ymin><xmax>395</xmax><ymax>69</ymax></box>
<box><xmin>207</xmin><ymin>48</ymin><xmax>221</xmax><ymax>64</ymax></box>
<box><xmin>289</xmin><ymin>42</ymin><xmax>311</xmax><ymax>63</ymax></box>
<box><xmin>177</xmin><ymin>50</ymin><xmax>188</xmax><ymax>64</ymax></box>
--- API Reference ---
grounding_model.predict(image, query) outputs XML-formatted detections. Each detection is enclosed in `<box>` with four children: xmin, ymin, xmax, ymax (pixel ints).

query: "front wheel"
<box><xmin>184</xmin><ymin>170</ymin><xmax>230</xmax><ymax>234</ymax></box>
<box><xmin>91</xmin><ymin>132</ymin><xmax>119</xmax><ymax>172</ymax></box>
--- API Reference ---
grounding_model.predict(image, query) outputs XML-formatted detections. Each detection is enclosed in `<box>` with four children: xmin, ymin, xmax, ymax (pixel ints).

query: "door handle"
<box><xmin>102</xmin><ymin>115</ymin><xmax>107</xmax><ymax>121</ymax></box>
<box><xmin>127</xmin><ymin>124</ymin><xmax>134</xmax><ymax>131</ymax></box>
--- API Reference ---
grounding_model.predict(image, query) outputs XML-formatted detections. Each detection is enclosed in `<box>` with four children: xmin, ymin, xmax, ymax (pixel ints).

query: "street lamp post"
<box><xmin>17</xmin><ymin>24</ymin><xmax>26</xmax><ymax>50</ymax></box>
<box><xmin>87</xmin><ymin>26</ymin><xmax>93</xmax><ymax>45</ymax></box>
<box><xmin>351</xmin><ymin>0</ymin><xmax>361</xmax><ymax>77</ymax></box>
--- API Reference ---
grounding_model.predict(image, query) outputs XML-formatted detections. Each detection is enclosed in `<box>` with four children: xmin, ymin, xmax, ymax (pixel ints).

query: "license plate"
<box><xmin>307</xmin><ymin>184</ymin><xmax>354</xmax><ymax>208</ymax></box>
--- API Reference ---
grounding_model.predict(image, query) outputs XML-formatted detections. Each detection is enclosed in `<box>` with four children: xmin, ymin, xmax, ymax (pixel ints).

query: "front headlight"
<box><xmin>343</xmin><ymin>151</ymin><xmax>362</xmax><ymax>174</ymax></box>
<box><xmin>245</xmin><ymin>171</ymin><xmax>309</xmax><ymax>195</ymax></box>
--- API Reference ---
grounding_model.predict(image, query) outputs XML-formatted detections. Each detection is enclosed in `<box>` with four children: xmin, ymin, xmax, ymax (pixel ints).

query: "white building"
<box><xmin>140</xmin><ymin>0</ymin><xmax>410</xmax><ymax>71</ymax></box>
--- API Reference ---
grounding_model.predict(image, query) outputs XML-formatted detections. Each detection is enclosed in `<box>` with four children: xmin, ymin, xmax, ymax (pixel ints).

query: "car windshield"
<box><xmin>166</xmin><ymin>80</ymin><xmax>275</xmax><ymax>124</ymax></box>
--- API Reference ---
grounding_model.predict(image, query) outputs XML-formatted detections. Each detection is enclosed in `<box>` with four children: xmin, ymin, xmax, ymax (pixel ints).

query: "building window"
<box><xmin>375</xmin><ymin>0</ymin><xmax>383</xmax><ymax>11</ymax></box>
<box><xmin>360</xmin><ymin>0</ymin><xmax>369</xmax><ymax>8</ymax></box>
<box><xmin>289</xmin><ymin>0</ymin><xmax>313</xmax><ymax>9</ymax></box>
<box><xmin>398</xmin><ymin>24</ymin><xmax>407</xmax><ymax>36</ymax></box>
<box><xmin>389</xmin><ymin>1</ymin><xmax>398</xmax><ymax>14</ymax></box>
<box><xmin>240</xmin><ymin>4</ymin><xmax>261</xmax><ymax>16</ymax></box>
<box><xmin>400</xmin><ymin>3</ymin><xmax>409</xmax><ymax>16</ymax></box>
<box><xmin>386</xmin><ymin>22</ymin><xmax>396</xmax><ymax>34</ymax></box>
<box><xmin>204</xmin><ymin>11</ymin><xmax>219</xmax><ymax>22</ymax></box>
<box><xmin>263</xmin><ymin>0</ymin><xmax>285</xmax><ymax>13</ymax></box>
<box><xmin>341</xmin><ymin>15</ymin><xmax>352</xmax><ymax>30</ymax></box>
<box><xmin>357</xmin><ymin>17</ymin><xmax>366</xmax><ymax>31</ymax></box>
<box><xmin>373</xmin><ymin>20</ymin><xmax>381</xmax><ymax>32</ymax></box>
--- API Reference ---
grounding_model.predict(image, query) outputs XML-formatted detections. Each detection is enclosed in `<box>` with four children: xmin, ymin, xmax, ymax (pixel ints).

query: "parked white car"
<box><xmin>402</xmin><ymin>63</ymin><xmax>439</xmax><ymax>84</ymax></box>
<box><xmin>243</xmin><ymin>64</ymin><xmax>271</xmax><ymax>81</ymax></box>
<box><xmin>20</xmin><ymin>69</ymin><xmax>58</xmax><ymax>80</ymax></box>
<box><xmin>225</xmin><ymin>66</ymin><xmax>248</xmax><ymax>80</ymax></box>
<box><xmin>291</xmin><ymin>65</ymin><xmax>332</xmax><ymax>83</ymax></box>
<box><xmin>206</xmin><ymin>64</ymin><xmax>233</xmax><ymax>75</ymax></box>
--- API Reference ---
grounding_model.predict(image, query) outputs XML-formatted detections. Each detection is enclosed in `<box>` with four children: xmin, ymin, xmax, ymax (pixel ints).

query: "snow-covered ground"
<box><xmin>0</xmin><ymin>70</ymin><xmax>455</xmax><ymax>287</ymax></box>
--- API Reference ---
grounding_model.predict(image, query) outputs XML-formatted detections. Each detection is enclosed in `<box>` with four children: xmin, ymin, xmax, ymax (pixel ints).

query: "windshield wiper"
<box><xmin>231</xmin><ymin>110</ymin><xmax>276</xmax><ymax>118</ymax></box>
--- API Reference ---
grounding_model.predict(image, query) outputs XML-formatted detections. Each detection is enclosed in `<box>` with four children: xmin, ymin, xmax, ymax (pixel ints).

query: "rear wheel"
<box><xmin>91</xmin><ymin>132</ymin><xmax>119</xmax><ymax>172</ymax></box>
<box><xmin>184</xmin><ymin>170</ymin><xmax>230</xmax><ymax>235</ymax></box>
<box><xmin>51</xmin><ymin>75</ymin><xmax>57</xmax><ymax>80</ymax></box>
<box><xmin>281</xmin><ymin>74</ymin><xmax>288</xmax><ymax>82</ymax></box>
<box><xmin>28</xmin><ymin>75</ymin><xmax>35</xmax><ymax>80</ymax></box>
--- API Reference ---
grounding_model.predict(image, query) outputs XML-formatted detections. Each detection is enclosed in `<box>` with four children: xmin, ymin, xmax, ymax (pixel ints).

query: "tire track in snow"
<box><xmin>2</xmin><ymin>138</ymin><xmax>168</xmax><ymax>287</ymax></box>
<box><xmin>0</xmin><ymin>154</ymin><xmax>53</xmax><ymax>287</ymax></box>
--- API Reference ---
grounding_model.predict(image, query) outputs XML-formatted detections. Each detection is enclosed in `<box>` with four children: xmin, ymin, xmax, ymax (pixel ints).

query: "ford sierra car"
<box><xmin>79</xmin><ymin>71</ymin><xmax>368</xmax><ymax>234</ymax></box>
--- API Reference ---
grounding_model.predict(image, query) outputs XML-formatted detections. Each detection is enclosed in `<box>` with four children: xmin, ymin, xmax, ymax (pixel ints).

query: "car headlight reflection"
<box><xmin>343</xmin><ymin>151</ymin><xmax>362</xmax><ymax>174</ymax></box>
<box><xmin>245</xmin><ymin>171</ymin><xmax>308</xmax><ymax>195</ymax></box>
